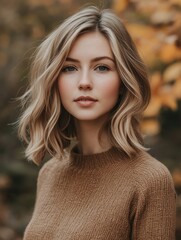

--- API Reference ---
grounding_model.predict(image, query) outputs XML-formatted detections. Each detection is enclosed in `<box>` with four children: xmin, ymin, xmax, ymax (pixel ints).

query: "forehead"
<box><xmin>67</xmin><ymin>31</ymin><xmax>114</xmax><ymax>59</ymax></box>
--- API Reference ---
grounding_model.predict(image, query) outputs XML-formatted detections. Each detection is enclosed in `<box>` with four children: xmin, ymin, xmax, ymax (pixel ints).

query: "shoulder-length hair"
<box><xmin>18</xmin><ymin>6</ymin><xmax>151</xmax><ymax>165</ymax></box>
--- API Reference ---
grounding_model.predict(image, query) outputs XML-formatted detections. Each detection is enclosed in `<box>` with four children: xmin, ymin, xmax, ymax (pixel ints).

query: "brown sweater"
<box><xmin>23</xmin><ymin>147</ymin><xmax>176</xmax><ymax>240</ymax></box>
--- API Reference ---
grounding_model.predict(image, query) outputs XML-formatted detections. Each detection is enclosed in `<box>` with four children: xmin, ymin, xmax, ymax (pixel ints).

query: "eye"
<box><xmin>62</xmin><ymin>66</ymin><xmax>77</xmax><ymax>72</ymax></box>
<box><xmin>95</xmin><ymin>65</ymin><xmax>110</xmax><ymax>72</ymax></box>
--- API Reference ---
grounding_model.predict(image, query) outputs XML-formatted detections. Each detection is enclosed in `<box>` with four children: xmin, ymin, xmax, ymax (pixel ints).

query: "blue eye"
<box><xmin>62</xmin><ymin>66</ymin><xmax>77</xmax><ymax>72</ymax></box>
<box><xmin>96</xmin><ymin>65</ymin><xmax>109</xmax><ymax>72</ymax></box>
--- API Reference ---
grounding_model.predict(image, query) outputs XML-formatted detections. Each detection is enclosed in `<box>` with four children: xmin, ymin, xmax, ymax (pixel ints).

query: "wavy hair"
<box><xmin>18</xmin><ymin>6</ymin><xmax>151</xmax><ymax>164</ymax></box>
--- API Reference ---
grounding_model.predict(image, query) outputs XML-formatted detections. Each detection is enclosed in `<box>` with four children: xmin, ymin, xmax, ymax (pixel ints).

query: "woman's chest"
<box><xmin>24</xmin><ymin>168</ymin><xmax>134</xmax><ymax>240</ymax></box>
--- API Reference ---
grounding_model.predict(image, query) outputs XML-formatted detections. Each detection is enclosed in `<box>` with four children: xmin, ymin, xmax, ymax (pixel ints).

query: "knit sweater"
<box><xmin>23</xmin><ymin>147</ymin><xmax>176</xmax><ymax>240</ymax></box>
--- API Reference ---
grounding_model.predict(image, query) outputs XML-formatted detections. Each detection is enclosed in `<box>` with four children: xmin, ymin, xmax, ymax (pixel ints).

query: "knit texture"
<box><xmin>23</xmin><ymin>147</ymin><xmax>176</xmax><ymax>240</ymax></box>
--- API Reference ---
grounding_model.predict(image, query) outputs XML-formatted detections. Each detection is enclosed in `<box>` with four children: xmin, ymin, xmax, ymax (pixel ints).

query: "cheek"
<box><xmin>102</xmin><ymin>78</ymin><xmax>120</xmax><ymax>101</ymax></box>
<box><xmin>58</xmin><ymin>78</ymin><xmax>71</xmax><ymax>99</ymax></box>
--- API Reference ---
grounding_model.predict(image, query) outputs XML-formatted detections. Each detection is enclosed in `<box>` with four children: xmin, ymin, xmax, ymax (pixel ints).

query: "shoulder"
<box><xmin>35</xmin><ymin>152</ymin><xmax>70</xmax><ymax>193</ymax></box>
<box><xmin>130</xmin><ymin>151</ymin><xmax>175</xmax><ymax>193</ymax></box>
<box><xmin>38</xmin><ymin>158</ymin><xmax>55</xmax><ymax>177</ymax></box>
<box><xmin>131</xmin><ymin>150</ymin><xmax>170</xmax><ymax>176</ymax></box>
<box><xmin>38</xmin><ymin>152</ymin><xmax>69</xmax><ymax>179</ymax></box>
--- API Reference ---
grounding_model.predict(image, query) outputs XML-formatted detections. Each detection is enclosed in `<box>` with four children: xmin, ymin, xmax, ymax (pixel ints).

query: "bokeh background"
<box><xmin>0</xmin><ymin>0</ymin><xmax>181</xmax><ymax>239</ymax></box>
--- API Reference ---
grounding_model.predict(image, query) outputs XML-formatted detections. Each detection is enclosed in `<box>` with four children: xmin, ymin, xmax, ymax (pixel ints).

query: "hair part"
<box><xmin>18</xmin><ymin>6</ymin><xmax>151</xmax><ymax>164</ymax></box>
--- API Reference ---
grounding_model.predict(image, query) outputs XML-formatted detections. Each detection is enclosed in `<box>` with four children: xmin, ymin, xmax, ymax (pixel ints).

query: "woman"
<box><xmin>18</xmin><ymin>6</ymin><xmax>176</xmax><ymax>240</ymax></box>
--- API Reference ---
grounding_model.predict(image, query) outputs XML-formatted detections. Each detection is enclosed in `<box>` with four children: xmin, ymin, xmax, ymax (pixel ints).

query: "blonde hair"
<box><xmin>18</xmin><ymin>6</ymin><xmax>151</xmax><ymax>164</ymax></box>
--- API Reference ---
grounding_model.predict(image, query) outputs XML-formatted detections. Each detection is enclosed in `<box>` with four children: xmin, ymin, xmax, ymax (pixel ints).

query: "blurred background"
<box><xmin>0</xmin><ymin>0</ymin><xmax>181</xmax><ymax>239</ymax></box>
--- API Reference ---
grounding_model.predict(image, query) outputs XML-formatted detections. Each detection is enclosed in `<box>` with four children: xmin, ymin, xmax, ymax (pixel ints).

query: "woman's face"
<box><xmin>58</xmin><ymin>31</ymin><xmax>120</xmax><ymax>123</ymax></box>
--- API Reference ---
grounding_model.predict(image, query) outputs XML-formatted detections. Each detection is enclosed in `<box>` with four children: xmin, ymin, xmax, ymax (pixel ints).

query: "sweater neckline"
<box><xmin>69</xmin><ymin>146</ymin><xmax>126</xmax><ymax>170</ymax></box>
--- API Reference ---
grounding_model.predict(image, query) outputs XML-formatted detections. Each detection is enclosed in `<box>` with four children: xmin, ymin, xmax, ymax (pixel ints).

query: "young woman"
<box><xmin>18</xmin><ymin>6</ymin><xmax>176</xmax><ymax>240</ymax></box>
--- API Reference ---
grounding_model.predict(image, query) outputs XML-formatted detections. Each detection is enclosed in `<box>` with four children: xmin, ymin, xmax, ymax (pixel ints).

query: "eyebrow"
<box><xmin>65</xmin><ymin>56</ymin><xmax>115</xmax><ymax>63</ymax></box>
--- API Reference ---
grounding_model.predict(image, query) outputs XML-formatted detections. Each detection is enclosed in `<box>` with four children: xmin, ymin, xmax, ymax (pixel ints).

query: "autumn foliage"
<box><xmin>112</xmin><ymin>0</ymin><xmax>181</xmax><ymax>135</ymax></box>
<box><xmin>0</xmin><ymin>0</ymin><xmax>181</xmax><ymax>239</ymax></box>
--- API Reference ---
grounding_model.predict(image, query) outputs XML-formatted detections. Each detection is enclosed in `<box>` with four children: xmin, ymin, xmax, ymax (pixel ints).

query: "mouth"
<box><xmin>74</xmin><ymin>96</ymin><xmax>98</xmax><ymax>102</ymax></box>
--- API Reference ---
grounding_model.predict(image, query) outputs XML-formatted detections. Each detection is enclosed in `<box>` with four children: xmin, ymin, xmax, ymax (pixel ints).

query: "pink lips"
<box><xmin>74</xmin><ymin>96</ymin><xmax>97</xmax><ymax>102</ymax></box>
<box><xmin>74</xmin><ymin>96</ymin><xmax>98</xmax><ymax>107</ymax></box>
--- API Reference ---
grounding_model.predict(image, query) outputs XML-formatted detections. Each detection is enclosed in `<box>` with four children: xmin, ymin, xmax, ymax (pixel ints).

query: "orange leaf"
<box><xmin>163</xmin><ymin>62</ymin><xmax>181</xmax><ymax>82</ymax></box>
<box><xmin>151</xmin><ymin>10</ymin><xmax>175</xmax><ymax>25</ymax></box>
<box><xmin>126</xmin><ymin>23</ymin><xmax>155</xmax><ymax>39</ymax></box>
<box><xmin>135</xmin><ymin>1</ymin><xmax>171</xmax><ymax>15</ymax></box>
<box><xmin>170</xmin><ymin>0</ymin><xmax>181</xmax><ymax>7</ymax></box>
<box><xmin>141</xmin><ymin>119</ymin><xmax>160</xmax><ymax>136</ymax></box>
<box><xmin>126</xmin><ymin>24</ymin><xmax>160</xmax><ymax>65</ymax></box>
<box><xmin>150</xmin><ymin>72</ymin><xmax>162</xmax><ymax>92</ymax></box>
<box><xmin>172</xmin><ymin>169</ymin><xmax>181</xmax><ymax>187</ymax></box>
<box><xmin>160</xmin><ymin>90</ymin><xmax>177</xmax><ymax>110</ymax></box>
<box><xmin>144</xmin><ymin>97</ymin><xmax>162</xmax><ymax>117</ymax></box>
<box><xmin>159</xmin><ymin>43</ymin><xmax>181</xmax><ymax>63</ymax></box>
<box><xmin>112</xmin><ymin>0</ymin><xmax>129</xmax><ymax>12</ymax></box>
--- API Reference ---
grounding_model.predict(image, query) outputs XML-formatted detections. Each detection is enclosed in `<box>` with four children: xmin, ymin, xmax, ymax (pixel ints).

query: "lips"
<box><xmin>74</xmin><ymin>96</ymin><xmax>98</xmax><ymax>102</ymax></box>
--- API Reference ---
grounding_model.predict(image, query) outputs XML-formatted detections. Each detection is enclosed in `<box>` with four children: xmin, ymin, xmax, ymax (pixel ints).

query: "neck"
<box><xmin>74</xmin><ymin>119</ymin><xmax>111</xmax><ymax>155</ymax></box>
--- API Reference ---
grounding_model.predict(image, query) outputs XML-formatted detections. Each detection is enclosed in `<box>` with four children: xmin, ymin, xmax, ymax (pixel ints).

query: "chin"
<box><xmin>73</xmin><ymin>113</ymin><xmax>108</xmax><ymax>122</ymax></box>
<box><xmin>74</xmin><ymin>116</ymin><xmax>99</xmax><ymax>121</ymax></box>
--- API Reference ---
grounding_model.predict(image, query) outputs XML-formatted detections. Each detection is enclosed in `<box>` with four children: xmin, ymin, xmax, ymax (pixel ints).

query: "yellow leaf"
<box><xmin>159</xmin><ymin>43</ymin><xmax>181</xmax><ymax>63</ymax></box>
<box><xmin>160</xmin><ymin>90</ymin><xmax>177</xmax><ymax>110</ymax></box>
<box><xmin>126</xmin><ymin>24</ymin><xmax>159</xmax><ymax>65</ymax></box>
<box><xmin>126</xmin><ymin>23</ymin><xmax>155</xmax><ymax>39</ymax></box>
<box><xmin>135</xmin><ymin>1</ymin><xmax>170</xmax><ymax>15</ymax></box>
<box><xmin>151</xmin><ymin>10</ymin><xmax>175</xmax><ymax>25</ymax></box>
<box><xmin>170</xmin><ymin>0</ymin><xmax>181</xmax><ymax>7</ymax></box>
<box><xmin>141</xmin><ymin>119</ymin><xmax>160</xmax><ymax>136</ymax></box>
<box><xmin>150</xmin><ymin>72</ymin><xmax>162</xmax><ymax>92</ymax></box>
<box><xmin>112</xmin><ymin>0</ymin><xmax>129</xmax><ymax>12</ymax></box>
<box><xmin>144</xmin><ymin>97</ymin><xmax>162</xmax><ymax>117</ymax></box>
<box><xmin>163</xmin><ymin>62</ymin><xmax>181</xmax><ymax>83</ymax></box>
<box><xmin>172</xmin><ymin>169</ymin><xmax>181</xmax><ymax>187</ymax></box>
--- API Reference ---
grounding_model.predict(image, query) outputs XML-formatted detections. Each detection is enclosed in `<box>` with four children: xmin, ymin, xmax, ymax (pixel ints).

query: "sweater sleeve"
<box><xmin>132</xmin><ymin>161</ymin><xmax>176</xmax><ymax>240</ymax></box>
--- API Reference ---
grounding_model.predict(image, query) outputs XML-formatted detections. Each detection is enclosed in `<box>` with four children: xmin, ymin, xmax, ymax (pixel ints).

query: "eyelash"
<box><xmin>95</xmin><ymin>65</ymin><xmax>110</xmax><ymax>72</ymax></box>
<box><xmin>61</xmin><ymin>64</ymin><xmax>110</xmax><ymax>73</ymax></box>
<box><xmin>62</xmin><ymin>65</ymin><xmax>77</xmax><ymax>72</ymax></box>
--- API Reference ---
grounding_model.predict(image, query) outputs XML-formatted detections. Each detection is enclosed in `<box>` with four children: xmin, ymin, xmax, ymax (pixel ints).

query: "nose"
<box><xmin>78</xmin><ymin>69</ymin><xmax>93</xmax><ymax>90</ymax></box>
